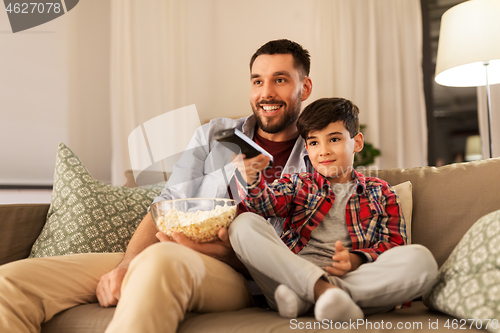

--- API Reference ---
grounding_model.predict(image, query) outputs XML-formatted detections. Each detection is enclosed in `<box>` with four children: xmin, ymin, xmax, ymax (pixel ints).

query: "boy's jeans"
<box><xmin>229</xmin><ymin>212</ymin><xmax>438</xmax><ymax>315</ymax></box>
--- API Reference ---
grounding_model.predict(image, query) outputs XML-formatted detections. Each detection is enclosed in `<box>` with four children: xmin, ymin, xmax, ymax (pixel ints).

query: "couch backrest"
<box><xmin>376</xmin><ymin>157</ymin><xmax>500</xmax><ymax>268</ymax></box>
<box><xmin>3</xmin><ymin>159</ymin><xmax>500</xmax><ymax>268</ymax></box>
<box><xmin>0</xmin><ymin>204</ymin><xmax>49</xmax><ymax>265</ymax></box>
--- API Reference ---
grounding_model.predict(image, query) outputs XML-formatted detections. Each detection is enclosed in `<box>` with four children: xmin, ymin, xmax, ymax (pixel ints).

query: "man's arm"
<box><xmin>233</xmin><ymin>154</ymin><xmax>297</xmax><ymax>219</ymax></box>
<box><xmin>96</xmin><ymin>209</ymin><xmax>251</xmax><ymax>307</ymax></box>
<box><xmin>97</xmin><ymin>123</ymin><xmax>211</xmax><ymax>308</ymax></box>
<box><xmin>96</xmin><ymin>119</ymin><xmax>249</xmax><ymax>307</ymax></box>
<box><xmin>96</xmin><ymin>211</ymin><xmax>159</xmax><ymax>307</ymax></box>
<box><xmin>117</xmin><ymin>211</ymin><xmax>159</xmax><ymax>268</ymax></box>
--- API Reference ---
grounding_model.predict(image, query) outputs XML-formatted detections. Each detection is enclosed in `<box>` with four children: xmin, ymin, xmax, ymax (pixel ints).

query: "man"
<box><xmin>101</xmin><ymin>39</ymin><xmax>314</xmax><ymax>332</ymax></box>
<box><xmin>0</xmin><ymin>39</ymin><xmax>314</xmax><ymax>333</ymax></box>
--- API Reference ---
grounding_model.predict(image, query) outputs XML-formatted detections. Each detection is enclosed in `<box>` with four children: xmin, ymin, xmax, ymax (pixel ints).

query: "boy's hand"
<box><xmin>325</xmin><ymin>241</ymin><xmax>352</xmax><ymax>277</ymax></box>
<box><xmin>232</xmin><ymin>153</ymin><xmax>271</xmax><ymax>185</ymax></box>
<box><xmin>326</xmin><ymin>241</ymin><xmax>366</xmax><ymax>276</ymax></box>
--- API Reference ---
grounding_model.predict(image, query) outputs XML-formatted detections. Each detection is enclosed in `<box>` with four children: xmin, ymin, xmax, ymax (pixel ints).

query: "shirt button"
<box><xmin>371</xmin><ymin>209</ymin><xmax>377</xmax><ymax>214</ymax></box>
<box><xmin>326</xmin><ymin>197</ymin><xmax>332</xmax><ymax>203</ymax></box>
<box><xmin>308</xmin><ymin>220</ymin><xmax>314</xmax><ymax>226</ymax></box>
<box><xmin>303</xmin><ymin>199</ymin><xmax>308</xmax><ymax>205</ymax></box>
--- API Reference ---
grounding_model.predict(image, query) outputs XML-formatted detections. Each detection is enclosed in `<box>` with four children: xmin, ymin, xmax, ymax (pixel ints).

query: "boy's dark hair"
<box><xmin>250</xmin><ymin>39</ymin><xmax>311</xmax><ymax>79</ymax></box>
<box><xmin>297</xmin><ymin>98</ymin><xmax>360</xmax><ymax>140</ymax></box>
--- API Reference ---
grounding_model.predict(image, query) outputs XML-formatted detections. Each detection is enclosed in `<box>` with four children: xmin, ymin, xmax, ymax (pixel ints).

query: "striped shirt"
<box><xmin>235</xmin><ymin>169</ymin><xmax>407</xmax><ymax>262</ymax></box>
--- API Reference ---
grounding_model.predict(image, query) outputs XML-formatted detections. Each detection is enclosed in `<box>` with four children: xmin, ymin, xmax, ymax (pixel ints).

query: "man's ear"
<box><xmin>353</xmin><ymin>132</ymin><xmax>364</xmax><ymax>153</ymax></box>
<box><xmin>300</xmin><ymin>77</ymin><xmax>313</xmax><ymax>102</ymax></box>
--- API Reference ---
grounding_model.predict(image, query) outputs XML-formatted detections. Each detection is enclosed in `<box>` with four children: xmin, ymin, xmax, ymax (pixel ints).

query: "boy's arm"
<box><xmin>351</xmin><ymin>185</ymin><xmax>406</xmax><ymax>263</ymax></box>
<box><xmin>233</xmin><ymin>154</ymin><xmax>297</xmax><ymax>218</ymax></box>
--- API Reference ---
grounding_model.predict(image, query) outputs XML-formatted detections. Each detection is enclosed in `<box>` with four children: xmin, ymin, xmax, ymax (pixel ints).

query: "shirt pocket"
<box><xmin>358</xmin><ymin>201</ymin><xmax>386</xmax><ymax>231</ymax></box>
<box><xmin>291</xmin><ymin>192</ymin><xmax>319</xmax><ymax>228</ymax></box>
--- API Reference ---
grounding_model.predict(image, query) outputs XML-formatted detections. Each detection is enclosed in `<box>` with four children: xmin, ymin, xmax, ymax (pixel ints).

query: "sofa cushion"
<box><xmin>29</xmin><ymin>143</ymin><xmax>164</xmax><ymax>258</ymax></box>
<box><xmin>41</xmin><ymin>303</ymin><xmax>115</xmax><ymax>333</ymax></box>
<box><xmin>376</xmin><ymin>157</ymin><xmax>500</xmax><ymax>267</ymax></box>
<box><xmin>41</xmin><ymin>301</ymin><xmax>485</xmax><ymax>333</ymax></box>
<box><xmin>177</xmin><ymin>301</ymin><xmax>486</xmax><ymax>333</ymax></box>
<box><xmin>423</xmin><ymin>209</ymin><xmax>500</xmax><ymax>333</ymax></box>
<box><xmin>0</xmin><ymin>204</ymin><xmax>49</xmax><ymax>265</ymax></box>
<box><xmin>392</xmin><ymin>181</ymin><xmax>412</xmax><ymax>244</ymax></box>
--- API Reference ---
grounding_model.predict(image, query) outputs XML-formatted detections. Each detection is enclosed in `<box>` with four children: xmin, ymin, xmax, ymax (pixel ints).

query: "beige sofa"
<box><xmin>2</xmin><ymin>157</ymin><xmax>500</xmax><ymax>332</ymax></box>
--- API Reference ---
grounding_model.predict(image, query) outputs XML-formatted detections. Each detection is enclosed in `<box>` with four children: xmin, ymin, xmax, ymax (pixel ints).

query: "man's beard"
<box><xmin>252</xmin><ymin>92</ymin><xmax>302</xmax><ymax>134</ymax></box>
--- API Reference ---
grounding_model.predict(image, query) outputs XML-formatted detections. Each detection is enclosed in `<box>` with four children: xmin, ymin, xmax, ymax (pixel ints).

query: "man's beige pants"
<box><xmin>0</xmin><ymin>242</ymin><xmax>252</xmax><ymax>333</ymax></box>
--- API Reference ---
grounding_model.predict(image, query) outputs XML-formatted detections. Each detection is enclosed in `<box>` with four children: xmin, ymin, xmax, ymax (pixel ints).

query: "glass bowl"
<box><xmin>150</xmin><ymin>198</ymin><xmax>237</xmax><ymax>243</ymax></box>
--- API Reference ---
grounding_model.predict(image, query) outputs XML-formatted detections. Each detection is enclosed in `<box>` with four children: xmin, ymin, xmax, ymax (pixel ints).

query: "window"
<box><xmin>422</xmin><ymin>0</ymin><xmax>480</xmax><ymax>166</ymax></box>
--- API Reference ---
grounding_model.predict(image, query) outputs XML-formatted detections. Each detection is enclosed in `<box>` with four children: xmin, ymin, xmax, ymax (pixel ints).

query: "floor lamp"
<box><xmin>435</xmin><ymin>0</ymin><xmax>500</xmax><ymax>159</ymax></box>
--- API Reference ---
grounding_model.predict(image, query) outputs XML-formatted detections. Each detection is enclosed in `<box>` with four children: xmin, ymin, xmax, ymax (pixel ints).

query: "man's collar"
<box><xmin>242</xmin><ymin>114</ymin><xmax>257</xmax><ymax>138</ymax></box>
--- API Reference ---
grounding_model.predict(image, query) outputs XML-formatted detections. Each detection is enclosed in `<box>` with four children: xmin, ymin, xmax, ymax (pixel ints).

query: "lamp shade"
<box><xmin>435</xmin><ymin>0</ymin><xmax>500</xmax><ymax>87</ymax></box>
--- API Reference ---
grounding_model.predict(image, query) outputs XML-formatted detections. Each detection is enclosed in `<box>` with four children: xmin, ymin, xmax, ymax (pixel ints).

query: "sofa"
<box><xmin>2</xmin><ymin>156</ymin><xmax>500</xmax><ymax>333</ymax></box>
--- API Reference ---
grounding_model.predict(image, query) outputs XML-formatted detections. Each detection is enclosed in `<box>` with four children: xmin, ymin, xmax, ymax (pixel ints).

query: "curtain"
<box><xmin>314</xmin><ymin>0</ymin><xmax>427</xmax><ymax>169</ymax></box>
<box><xmin>109</xmin><ymin>0</ymin><xmax>428</xmax><ymax>184</ymax></box>
<box><xmin>110</xmin><ymin>0</ymin><xmax>190</xmax><ymax>185</ymax></box>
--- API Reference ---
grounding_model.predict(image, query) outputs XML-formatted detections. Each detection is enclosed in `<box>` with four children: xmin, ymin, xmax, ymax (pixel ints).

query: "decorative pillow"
<box><xmin>29</xmin><ymin>143</ymin><xmax>164</xmax><ymax>257</ymax></box>
<box><xmin>393</xmin><ymin>181</ymin><xmax>413</xmax><ymax>244</ymax></box>
<box><xmin>423</xmin><ymin>209</ymin><xmax>500</xmax><ymax>333</ymax></box>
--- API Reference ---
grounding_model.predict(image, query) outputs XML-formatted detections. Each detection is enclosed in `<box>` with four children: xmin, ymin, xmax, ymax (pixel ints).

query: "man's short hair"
<box><xmin>297</xmin><ymin>98</ymin><xmax>360</xmax><ymax>140</ymax></box>
<box><xmin>250</xmin><ymin>39</ymin><xmax>311</xmax><ymax>79</ymax></box>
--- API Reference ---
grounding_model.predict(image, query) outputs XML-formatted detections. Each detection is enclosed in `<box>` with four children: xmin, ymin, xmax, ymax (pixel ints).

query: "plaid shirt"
<box><xmin>236</xmin><ymin>169</ymin><xmax>407</xmax><ymax>262</ymax></box>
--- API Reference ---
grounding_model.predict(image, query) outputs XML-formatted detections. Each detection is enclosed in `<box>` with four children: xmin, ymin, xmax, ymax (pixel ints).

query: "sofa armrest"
<box><xmin>0</xmin><ymin>204</ymin><xmax>49</xmax><ymax>265</ymax></box>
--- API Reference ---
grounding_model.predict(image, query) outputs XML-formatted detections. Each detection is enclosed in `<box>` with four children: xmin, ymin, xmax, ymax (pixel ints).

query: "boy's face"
<box><xmin>305</xmin><ymin>121</ymin><xmax>364</xmax><ymax>184</ymax></box>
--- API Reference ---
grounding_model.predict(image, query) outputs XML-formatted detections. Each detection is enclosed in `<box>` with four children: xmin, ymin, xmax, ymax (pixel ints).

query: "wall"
<box><xmin>186</xmin><ymin>0</ymin><xmax>322</xmax><ymax>124</ymax></box>
<box><xmin>0</xmin><ymin>6</ymin><xmax>68</xmax><ymax>185</ymax></box>
<box><xmin>0</xmin><ymin>0</ymin><xmax>111</xmax><ymax>185</ymax></box>
<box><xmin>1</xmin><ymin>0</ymin><xmax>320</xmax><ymax>186</ymax></box>
<box><xmin>2</xmin><ymin>0</ymin><xmax>421</xmax><ymax>186</ymax></box>
<box><xmin>67</xmin><ymin>0</ymin><xmax>112</xmax><ymax>184</ymax></box>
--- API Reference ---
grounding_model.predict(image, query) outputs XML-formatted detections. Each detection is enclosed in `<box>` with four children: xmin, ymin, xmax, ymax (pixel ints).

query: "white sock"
<box><xmin>274</xmin><ymin>284</ymin><xmax>312</xmax><ymax>318</ymax></box>
<box><xmin>314</xmin><ymin>288</ymin><xmax>364</xmax><ymax>322</ymax></box>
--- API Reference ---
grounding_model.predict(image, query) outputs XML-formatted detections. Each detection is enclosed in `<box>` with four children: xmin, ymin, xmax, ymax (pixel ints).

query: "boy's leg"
<box><xmin>104</xmin><ymin>242</ymin><xmax>252</xmax><ymax>333</ymax></box>
<box><xmin>228</xmin><ymin>212</ymin><xmax>325</xmax><ymax>308</ymax></box>
<box><xmin>330</xmin><ymin>244</ymin><xmax>438</xmax><ymax>315</ymax></box>
<box><xmin>0</xmin><ymin>253</ymin><xmax>123</xmax><ymax>333</ymax></box>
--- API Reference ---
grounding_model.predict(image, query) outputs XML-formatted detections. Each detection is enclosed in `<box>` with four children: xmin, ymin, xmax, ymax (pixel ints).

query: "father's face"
<box><xmin>250</xmin><ymin>54</ymin><xmax>305</xmax><ymax>134</ymax></box>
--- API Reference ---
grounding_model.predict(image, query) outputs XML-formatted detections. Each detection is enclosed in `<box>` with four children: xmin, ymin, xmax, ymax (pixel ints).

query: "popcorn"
<box><xmin>157</xmin><ymin>203</ymin><xmax>237</xmax><ymax>243</ymax></box>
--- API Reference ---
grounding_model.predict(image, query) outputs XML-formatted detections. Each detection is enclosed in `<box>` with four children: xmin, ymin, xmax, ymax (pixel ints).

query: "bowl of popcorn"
<box><xmin>150</xmin><ymin>198</ymin><xmax>237</xmax><ymax>243</ymax></box>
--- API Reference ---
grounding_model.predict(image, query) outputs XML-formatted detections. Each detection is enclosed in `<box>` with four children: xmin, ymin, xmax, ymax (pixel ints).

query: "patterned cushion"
<box><xmin>423</xmin><ymin>209</ymin><xmax>500</xmax><ymax>333</ymax></box>
<box><xmin>29</xmin><ymin>143</ymin><xmax>164</xmax><ymax>257</ymax></box>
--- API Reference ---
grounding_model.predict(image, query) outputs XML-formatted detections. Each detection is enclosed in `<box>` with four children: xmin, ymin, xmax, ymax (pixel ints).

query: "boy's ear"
<box><xmin>353</xmin><ymin>132</ymin><xmax>364</xmax><ymax>153</ymax></box>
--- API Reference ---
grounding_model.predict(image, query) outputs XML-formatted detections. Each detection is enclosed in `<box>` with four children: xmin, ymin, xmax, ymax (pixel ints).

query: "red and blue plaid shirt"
<box><xmin>235</xmin><ymin>169</ymin><xmax>407</xmax><ymax>262</ymax></box>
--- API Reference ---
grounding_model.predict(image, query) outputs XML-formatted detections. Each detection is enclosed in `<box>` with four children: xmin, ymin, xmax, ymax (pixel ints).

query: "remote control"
<box><xmin>214</xmin><ymin>128</ymin><xmax>274</xmax><ymax>166</ymax></box>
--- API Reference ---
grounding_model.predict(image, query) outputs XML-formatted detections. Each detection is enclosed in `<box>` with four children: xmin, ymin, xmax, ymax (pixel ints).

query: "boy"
<box><xmin>229</xmin><ymin>97</ymin><xmax>437</xmax><ymax>322</ymax></box>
